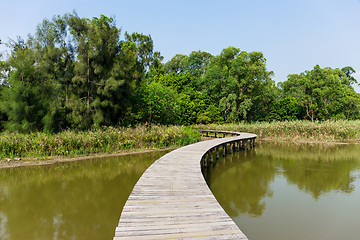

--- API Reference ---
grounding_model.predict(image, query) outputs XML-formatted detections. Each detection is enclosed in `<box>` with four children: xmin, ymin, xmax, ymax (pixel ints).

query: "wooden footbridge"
<box><xmin>114</xmin><ymin>130</ymin><xmax>256</xmax><ymax>240</ymax></box>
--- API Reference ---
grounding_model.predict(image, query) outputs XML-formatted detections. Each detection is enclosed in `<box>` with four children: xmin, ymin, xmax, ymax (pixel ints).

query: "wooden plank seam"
<box><xmin>114</xmin><ymin>130</ymin><xmax>256</xmax><ymax>240</ymax></box>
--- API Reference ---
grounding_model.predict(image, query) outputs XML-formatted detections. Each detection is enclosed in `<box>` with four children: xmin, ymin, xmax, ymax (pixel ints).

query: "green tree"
<box><xmin>177</xmin><ymin>91</ymin><xmax>223</xmax><ymax>125</ymax></box>
<box><xmin>281</xmin><ymin>65</ymin><xmax>360</xmax><ymax>121</ymax></box>
<box><xmin>200</xmin><ymin>46</ymin><xmax>275</xmax><ymax>122</ymax></box>
<box><xmin>164</xmin><ymin>54</ymin><xmax>188</xmax><ymax>74</ymax></box>
<box><xmin>131</xmin><ymin>82</ymin><xmax>180</xmax><ymax>125</ymax></box>
<box><xmin>146</xmin><ymin>51</ymin><xmax>165</xmax><ymax>81</ymax></box>
<box><xmin>0</xmin><ymin>39</ymin><xmax>48</xmax><ymax>132</ymax></box>
<box><xmin>124</xmin><ymin>32</ymin><xmax>156</xmax><ymax>85</ymax></box>
<box><xmin>68</xmin><ymin>14</ymin><xmax>124</xmax><ymax>129</ymax></box>
<box><xmin>154</xmin><ymin>72</ymin><xmax>196</xmax><ymax>93</ymax></box>
<box><xmin>153</xmin><ymin>72</ymin><xmax>223</xmax><ymax>124</ymax></box>
<box><xmin>186</xmin><ymin>51</ymin><xmax>212</xmax><ymax>78</ymax></box>
<box><xmin>0</xmin><ymin>58</ymin><xmax>9</xmax><ymax>130</ymax></box>
<box><xmin>341</xmin><ymin>66</ymin><xmax>358</xmax><ymax>86</ymax></box>
<box><xmin>163</xmin><ymin>51</ymin><xmax>212</xmax><ymax>79</ymax></box>
<box><xmin>1</xmin><ymin>13</ymin><xmax>168</xmax><ymax>132</ymax></box>
<box><xmin>0</xmin><ymin>56</ymin><xmax>10</xmax><ymax>129</ymax></box>
<box><xmin>265</xmin><ymin>97</ymin><xmax>300</xmax><ymax>121</ymax></box>
<box><xmin>0</xmin><ymin>58</ymin><xmax>10</xmax><ymax>83</ymax></box>
<box><xmin>33</xmin><ymin>15</ymin><xmax>74</xmax><ymax>131</ymax></box>
<box><xmin>2</xmin><ymin>14</ymin><xmax>74</xmax><ymax>132</ymax></box>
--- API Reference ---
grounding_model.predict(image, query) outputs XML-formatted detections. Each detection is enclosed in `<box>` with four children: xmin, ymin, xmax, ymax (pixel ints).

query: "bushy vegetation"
<box><xmin>194</xmin><ymin>120</ymin><xmax>360</xmax><ymax>142</ymax></box>
<box><xmin>1</xmin><ymin>13</ymin><xmax>359</xmax><ymax>134</ymax></box>
<box><xmin>0</xmin><ymin>13</ymin><xmax>359</xmax><ymax>162</ymax></box>
<box><xmin>0</xmin><ymin>125</ymin><xmax>201</xmax><ymax>160</ymax></box>
<box><xmin>280</xmin><ymin>66</ymin><xmax>360</xmax><ymax>121</ymax></box>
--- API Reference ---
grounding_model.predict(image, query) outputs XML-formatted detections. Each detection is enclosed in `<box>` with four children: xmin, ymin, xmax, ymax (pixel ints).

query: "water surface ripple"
<box><xmin>204</xmin><ymin>142</ymin><xmax>360</xmax><ymax>240</ymax></box>
<box><xmin>0</xmin><ymin>151</ymin><xmax>167</xmax><ymax>240</ymax></box>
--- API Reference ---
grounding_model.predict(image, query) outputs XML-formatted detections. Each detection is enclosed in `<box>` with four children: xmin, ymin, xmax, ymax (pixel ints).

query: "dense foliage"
<box><xmin>0</xmin><ymin>13</ymin><xmax>359</xmax><ymax>133</ymax></box>
<box><xmin>280</xmin><ymin>65</ymin><xmax>360</xmax><ymax>121</ymax></box>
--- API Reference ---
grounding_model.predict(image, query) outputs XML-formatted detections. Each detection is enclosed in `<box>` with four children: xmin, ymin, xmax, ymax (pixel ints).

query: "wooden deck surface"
<box><xmin>114</xmin><ymin>132</ymin><xmax>256</xmax><ymax>240</ymax></box>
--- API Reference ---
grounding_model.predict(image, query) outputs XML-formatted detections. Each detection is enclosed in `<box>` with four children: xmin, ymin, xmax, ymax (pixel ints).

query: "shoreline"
<box><xmin>0</xmin><ymin>147</ymin><xmax>175</xmax><ymax>169</ymax></box>
<box><xmin>259</xmin><ymin>137</ymin><xmax>359</xmax><ymax>145</ymax></box>
<box><xmin>1</xmin><ymin>138</ymin><xmax>358</xmax><ymax>169</ymax></box>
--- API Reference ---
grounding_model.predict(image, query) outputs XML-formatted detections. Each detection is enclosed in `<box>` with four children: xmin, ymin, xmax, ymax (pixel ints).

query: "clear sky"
<box><xmin>1</xmin><ymin>0</ymin><xmax>359</xmax><ymax>91</ymax></box>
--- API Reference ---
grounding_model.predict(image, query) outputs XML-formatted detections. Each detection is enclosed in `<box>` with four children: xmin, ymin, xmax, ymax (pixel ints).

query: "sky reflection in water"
<box><xmin>204</xmin><ymin>142</ymin><xmax>360</xmax><ymax>240</ymax></box>
<box><xmin>0</xmin><ymin>151</ymin><xmax>167</xmax><ymax>240</ymax></box>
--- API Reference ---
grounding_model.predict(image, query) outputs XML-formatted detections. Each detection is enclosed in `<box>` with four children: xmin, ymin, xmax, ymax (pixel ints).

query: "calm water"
<box><xmin>2</xmin><ymin>143</ymin><xmax>360</xmax><ymax>240</ymax></box>
<box><xmin>204</xmin><ymin>142</ymin><xmax>360</xmax><ymax>240</ymax></box>
<box><xmin>0</xmin><ymin>151</ymin><xmax>167</xmax><ymax>240</ymax></box>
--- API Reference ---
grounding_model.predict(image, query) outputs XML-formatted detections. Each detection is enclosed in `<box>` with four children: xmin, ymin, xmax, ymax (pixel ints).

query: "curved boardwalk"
<box><xmin>114</xmin><ymin>131</ymin><xmax>256</xmax><ymax>240</ymax></box>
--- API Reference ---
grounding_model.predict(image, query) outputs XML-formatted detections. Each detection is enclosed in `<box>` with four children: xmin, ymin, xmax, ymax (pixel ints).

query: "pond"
<box><xmin>203</xmin><ymin>141</ymin><xmax>360</xmax><ymax>240</ymax></box>
<box><xmin>2</xmin><ymin>142</ymin><xmax>360</xmax><ymax>240</ymax></box>
<box><xmin>0</xmin><ymin>151</ymin><xmax>167</xmax><ymax>240</ymax></box>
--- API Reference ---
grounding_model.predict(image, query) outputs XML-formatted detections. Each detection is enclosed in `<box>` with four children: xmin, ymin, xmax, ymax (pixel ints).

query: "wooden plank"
<box><xmin>113</xmin><ymin>131</ymin><xmax>256</xmax><ymax>240</ymax></box>
<box><xmin>114</xmin><ymin>229</ymin><xmax>247</xmax><ymax>240</ymax></box>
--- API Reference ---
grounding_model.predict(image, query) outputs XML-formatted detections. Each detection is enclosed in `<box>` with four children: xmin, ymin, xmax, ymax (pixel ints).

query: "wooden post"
<box><xmin>216</xmin><ymin>147</ymin><xmax>219</xmax><ymax>159</ymax></box>
<box><xmin>208</xmin><ymin>150</ymin><xmax>213</xmax><ymax>164</ymax></box>
<box><xmin>236</xmin><ymin>140</ymin><xmax>240</xmax><ymax>152</ymax></box>
<box><xmin>222</xmin><ymin>144</ymin><xmax>226</xmax><ymax>156</ymax></box>
<box><xmin>229</xmin><ymin>142</ymin><xmax>233</xmax><ymax>154</ymax></box>
<box><xmin>244</xmin><ymin>140</ymin><xmax>248</xmax><ymax>150</ymax></box>
<box><xmin>215</xmin><ymin>132</ymin><xmax>217</xmax><ymax>138</ymax></box>
<box><xmin>206</xmin><ymin>131</ymin><xmax>209</xmax><ymax>137</ymax></box>
<box><xmin>250</xmin><ymin>139</ymin><xmax>254</xmax><ymax>148</ymax></box>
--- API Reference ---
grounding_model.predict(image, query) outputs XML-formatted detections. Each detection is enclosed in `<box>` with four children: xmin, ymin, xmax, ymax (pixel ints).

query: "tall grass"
<box><xmin>2</xmin><ymin>120</ymin><xmax>359</xmax><ymax>161</ymax></box>
<box><xmin>0</xmin><ymin>125</ymin><xmax>201</xmax><ymax>160</ymax></box>
<box><xmin>193</xmin><ymin>120</ymin><xmax>360</xmax><ymax>142</ymax></box>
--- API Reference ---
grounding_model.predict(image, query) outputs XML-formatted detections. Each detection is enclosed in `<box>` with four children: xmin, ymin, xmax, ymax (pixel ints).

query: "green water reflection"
<box><xmin>204</xmin><ymin>142</ymin><xmax>360</xmax><ymax>240</ymax></box>
<box><xmin>0</xmin><ymin>151</ymin><xmax>166</xmax><ymax>240</ymax></box>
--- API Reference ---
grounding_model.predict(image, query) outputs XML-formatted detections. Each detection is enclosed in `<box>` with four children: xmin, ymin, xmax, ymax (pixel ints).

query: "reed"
<box><xmin>2</xmin><ymin>120</ymin><xmax>359</xmax><ymax>161</ymax></box>
<box><xmin>194</xmin><ymin>120</ymin><xmax>360</xmax><ymax>142</ymax></box>
<box><xmin>0</xmin><ymin>125</ymin><xmax>201</xmax><ymax>160</ymax></box>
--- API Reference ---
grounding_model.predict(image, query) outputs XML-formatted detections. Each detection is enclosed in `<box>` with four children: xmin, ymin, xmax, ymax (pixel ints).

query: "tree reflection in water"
<box><xmin>204</xmin><ymin>142</ymin><xmax>360</xmax><ymax>240</ymax></box>
<box><xmin>205</xmin><ymin>142</ymin><xmax>360</xmax><ymax>216</ymax></box>
<box><xmin>0</xmin><ymin>151</ymin><xmax>167</xmax><ymax>240</ymax></box>
<box><xmin>204</xmin><ymin>150</ymin><xmax>275</xmax><ymax>217</ymax></box>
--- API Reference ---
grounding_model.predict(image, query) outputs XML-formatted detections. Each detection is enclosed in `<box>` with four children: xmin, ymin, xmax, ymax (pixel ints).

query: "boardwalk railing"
<box><xmin>114</xmin><ymin>130</ymin><xmax>256</xmax><ymax>240</ymax></box>
<box><xmin>197</xmin><ymin>130</ymin><xmax>255</xmax><ymax>168</ymax></box>
<box><xmin>198</xmin><ymin>129</ymin><xmax>239</xmax><ymax>138</ymax></box>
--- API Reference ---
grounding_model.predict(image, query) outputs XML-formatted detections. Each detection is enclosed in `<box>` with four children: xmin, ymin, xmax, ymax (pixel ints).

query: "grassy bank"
<box><xmin>2</xmin><ymin>120</ymin><xmax>359</xmax><ymax>162</ymax></box>
<box><xmin>0</xmin><ymin>125</ymin><xmax>201</xmax><ymax>161</ymax></box>
<box><xmin>194</xmin><ymin>120</ymin><xmax>360</xmax><ymax>142</ymax></box>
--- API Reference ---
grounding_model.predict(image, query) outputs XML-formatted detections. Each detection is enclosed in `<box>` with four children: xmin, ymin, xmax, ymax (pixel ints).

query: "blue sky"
<box><xmin>1</xmin><ymin>0</ymin><xmax>359</xmax><ymax>91</ymax></box>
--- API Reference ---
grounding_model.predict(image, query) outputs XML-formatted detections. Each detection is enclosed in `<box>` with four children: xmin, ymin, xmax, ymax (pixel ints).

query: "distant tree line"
<box><xmin>0</xmin><ymin>13</ymin><xmax>359</xmax><ymax>132</ymax></box>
